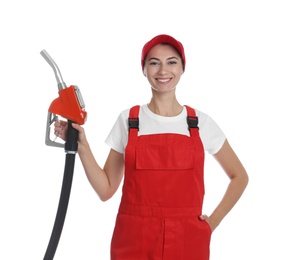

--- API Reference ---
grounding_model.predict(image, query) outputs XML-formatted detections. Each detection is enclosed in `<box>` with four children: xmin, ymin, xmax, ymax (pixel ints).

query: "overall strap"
<box><xmin>128</xmin><ymin>105</ymin><xmax>140</xmax><ymax>141</ymax></box>
<box><xmin>184</xmin><ymin>105</ymin><xmax>199</xmax><ymax>137</ymax></box>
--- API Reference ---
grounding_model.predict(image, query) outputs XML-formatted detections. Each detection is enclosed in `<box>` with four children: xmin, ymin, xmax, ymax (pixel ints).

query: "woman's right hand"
<box><xmin>54</xmin><ymin>120</ymin><xmax>87</xmax><ymax>145</ymax></box>
<box><xmin>54</xmin><ymin>120</ymin><xmax>68</xmax><ymax>141</ymax></box>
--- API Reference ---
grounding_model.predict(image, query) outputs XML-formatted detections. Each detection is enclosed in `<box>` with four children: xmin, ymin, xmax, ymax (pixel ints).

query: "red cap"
<box><xmin>141</xmin><ymin>34</ymin><xmax>186</xmax><ymax>71</ymax></box>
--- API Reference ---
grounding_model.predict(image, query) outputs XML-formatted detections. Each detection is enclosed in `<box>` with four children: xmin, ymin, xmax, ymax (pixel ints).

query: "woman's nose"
<box><xmin>158</xmin><ymin>64</ymin><xmax>167</xmax><ymax>75</ymax></box>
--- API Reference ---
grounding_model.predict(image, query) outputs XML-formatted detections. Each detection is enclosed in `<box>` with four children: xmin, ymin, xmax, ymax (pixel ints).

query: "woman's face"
<box><xmin>143</xmin><ymin>44</ymin><xmax>184</xmax><ymax>93</ymax></box>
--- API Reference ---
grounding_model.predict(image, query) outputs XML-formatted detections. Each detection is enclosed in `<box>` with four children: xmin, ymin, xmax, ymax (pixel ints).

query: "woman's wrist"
<box><xmin>77</xmin><ymin>140</ymin><xmax>90</xmax><ymax>153</ymax></box>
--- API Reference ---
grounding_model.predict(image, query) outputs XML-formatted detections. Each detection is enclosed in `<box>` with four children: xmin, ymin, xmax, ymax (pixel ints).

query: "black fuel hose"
<box><xmin>43</xmin><ymin>121</ymin><xmax>78</xmax><ymax>260</ymax></box>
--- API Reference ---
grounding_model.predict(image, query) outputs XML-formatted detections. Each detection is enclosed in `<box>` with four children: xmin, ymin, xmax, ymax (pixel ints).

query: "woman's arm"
<box><xmin>55</xmin><ymin>121</ymin><xmax>125</xmax><ymax>201</ymax></box>
<box><xmin>78</xmin><ymin>144</ymin><xmax>124</xmax><ymax>201</ymax></box>
<box><xmin>201</xmin><ymin>139</ymin><xmax>249</xmax><ymax>231</ymax></box>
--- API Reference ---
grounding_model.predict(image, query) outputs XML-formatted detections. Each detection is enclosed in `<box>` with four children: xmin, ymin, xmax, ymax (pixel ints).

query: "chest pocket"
<box><xmin>135</xmin><ymin>143</ymin><xmax>195</xmax><ymax>170</ymax></box>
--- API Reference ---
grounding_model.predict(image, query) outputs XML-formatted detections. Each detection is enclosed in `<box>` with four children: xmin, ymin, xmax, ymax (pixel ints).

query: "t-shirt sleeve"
<box><xmin>196</xmin><ymin>110</ymin><xmax>226</xmax><ymax>155</ymax></box>
<box><xmin>105</xmin><ymin>109</ymin><xmax>129</xmax><ymax>154</ymax></box>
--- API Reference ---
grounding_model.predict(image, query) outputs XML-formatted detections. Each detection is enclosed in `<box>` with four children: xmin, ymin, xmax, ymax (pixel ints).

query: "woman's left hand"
<box><xmin>199</xmin><ymin>214</ymin><xmax>217</xmax><ymax>232</ymax></box>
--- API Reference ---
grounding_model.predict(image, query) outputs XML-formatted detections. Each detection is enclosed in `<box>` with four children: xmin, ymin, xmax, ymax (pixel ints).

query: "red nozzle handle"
<box><xmin>48</xmin><ymin>85</ymin><xmax>87</xmax><ymax>125</ymax></box>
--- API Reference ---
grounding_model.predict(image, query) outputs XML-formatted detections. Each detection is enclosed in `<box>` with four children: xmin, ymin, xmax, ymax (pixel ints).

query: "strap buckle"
<box><xmin>128</xmin><ymin>117</ymin><xmax>139</xmax><ymax>131</ymax></box>
<box><xmin>187</xmin><ymin>116</ymin><xmax>198</xmax><ymax>130</ymax></box>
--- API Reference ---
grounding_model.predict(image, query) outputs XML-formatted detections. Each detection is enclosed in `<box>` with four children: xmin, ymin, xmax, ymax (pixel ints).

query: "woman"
<box><xmin>55</xmin><ymin>34</ymin><xmax>248</xmax><ymax>260</ymax></box>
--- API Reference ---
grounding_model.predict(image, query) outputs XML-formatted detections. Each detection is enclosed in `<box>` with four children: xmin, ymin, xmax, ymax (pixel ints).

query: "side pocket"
<box><xmin>184</xmin><ymin>217</ymin><xmax>211</xmax><ymax>259</ymax></box>
<box><xmin>201</xmin><ymin>219</ymin><xmax>212</xmax><ymax>235</ymax></box>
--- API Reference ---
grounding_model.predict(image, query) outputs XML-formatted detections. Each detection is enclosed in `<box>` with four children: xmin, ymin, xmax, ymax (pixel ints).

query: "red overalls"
<box><xmin>111</xmin><ymin>105</ymin><xmax>211</xmax><ymax>260</ymax></box>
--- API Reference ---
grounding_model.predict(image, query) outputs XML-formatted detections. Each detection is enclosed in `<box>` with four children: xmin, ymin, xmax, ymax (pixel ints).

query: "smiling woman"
<box><xmin>144</xmin><ymin>44</ymin><xmax>183</xmax><ymax>93</ymax></box>
<box><xmin>142</xmin><ymin>35</ymin><xmax>185</xmax><ymax>95</ymax></box>
<box><xmin>54</xmin><ymin>34</ymin><xmax>248</xmax><ymax>260</ymax></box>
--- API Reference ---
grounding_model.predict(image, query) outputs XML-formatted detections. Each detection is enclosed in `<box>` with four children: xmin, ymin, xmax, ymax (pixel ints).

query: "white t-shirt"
<box><xmin>105</xmin><ymin>104</ymin><xmax>226</xmax><ymax>155</ymax></box>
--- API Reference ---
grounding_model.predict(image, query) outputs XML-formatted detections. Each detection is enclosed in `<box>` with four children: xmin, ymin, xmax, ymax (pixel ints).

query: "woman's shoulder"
<box><xmin>194</xmin><ymin>108</ymin><xmax>209</xmax><ymax>120</ymax></box>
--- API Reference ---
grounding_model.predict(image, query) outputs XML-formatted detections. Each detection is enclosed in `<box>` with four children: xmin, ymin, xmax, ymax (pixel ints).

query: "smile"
<box><xmin>157</xmin><ymin>78</ymin><xmax>171</xmax><ymax>83</ymax></box>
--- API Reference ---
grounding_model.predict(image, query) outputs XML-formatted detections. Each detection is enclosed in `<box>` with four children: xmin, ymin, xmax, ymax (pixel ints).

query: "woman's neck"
<box><xmin>147</xmin><ymin>96</ymin><xmax>183</xmax><ymax>117</ymax></box>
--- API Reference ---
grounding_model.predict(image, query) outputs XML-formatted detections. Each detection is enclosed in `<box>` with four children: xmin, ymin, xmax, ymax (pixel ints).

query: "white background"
<box><xmin>1</xmin><ymin>0</ymin><xmax>285</xmax><ymax>259</ymax></box>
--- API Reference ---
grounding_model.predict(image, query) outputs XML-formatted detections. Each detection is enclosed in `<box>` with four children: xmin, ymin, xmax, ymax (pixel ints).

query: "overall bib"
<box><xmin>111</xmin><ymin>105</ymin><xmax>211</xmax><ymax>260</ymax></box>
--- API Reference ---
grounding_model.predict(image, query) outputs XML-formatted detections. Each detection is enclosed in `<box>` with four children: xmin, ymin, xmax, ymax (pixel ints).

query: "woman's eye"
<box><xmin>150</xmin><ymin>61</ymin><xmax>159</xmax><ymax>65</ymax></box>
<box><xmin>169</xmin><ymin>60</ymin><xmax>177</xmax><ymax>65</ymax></box>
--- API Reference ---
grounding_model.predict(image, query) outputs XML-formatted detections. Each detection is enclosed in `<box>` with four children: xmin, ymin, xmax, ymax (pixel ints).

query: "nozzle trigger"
<box><xmin>45</xmin><ymin>112</ymin><xmax>65</xmax><ymax>148</ymax></box>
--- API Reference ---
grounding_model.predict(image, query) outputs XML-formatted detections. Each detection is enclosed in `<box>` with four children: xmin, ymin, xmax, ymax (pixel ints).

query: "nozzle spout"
<box><xmin>40</xmin><ymin>49</ymin><xmax>67</xmax><ymax>90</ymax></box>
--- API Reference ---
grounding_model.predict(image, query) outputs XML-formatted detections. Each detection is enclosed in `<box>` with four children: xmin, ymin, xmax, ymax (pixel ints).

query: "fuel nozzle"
<box><xmin>40</xmin><ymin>49</ymin><xmax>67</xmax><ymax>91</ymax></box>
<box><xmin>40</xmin><ymin>49</ymin><xmax>87</xmax><ymax>148</ymax></box>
